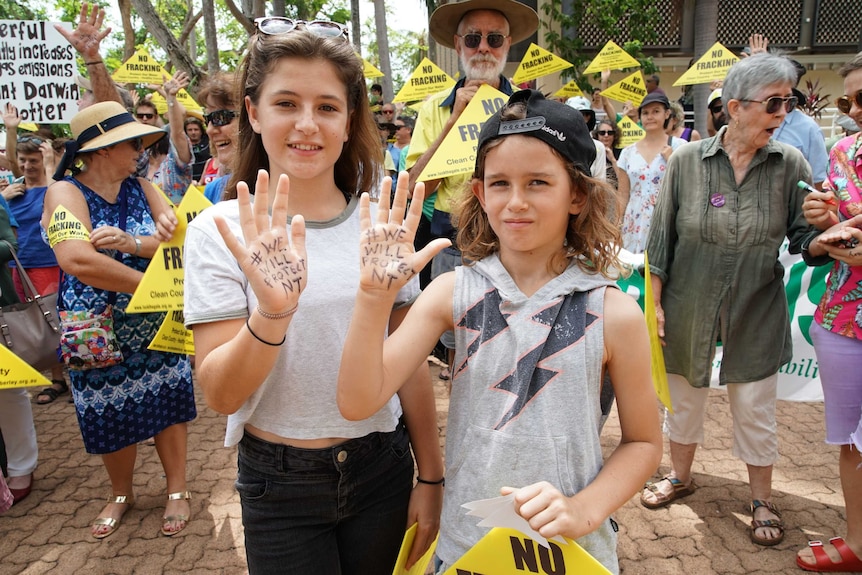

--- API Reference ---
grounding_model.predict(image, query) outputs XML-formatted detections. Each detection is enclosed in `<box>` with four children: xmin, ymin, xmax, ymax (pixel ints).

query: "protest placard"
<box><xmin>0</xmin><ymin>20</ymin><xmax>77</xmax><ymax>124</ymax></box>
<box><xmin>511</xmin><ymin>43</ymin><xmax>573</xmax><ymax>85</ymax></box>
<box><xmin>393</xmin><ymin>58</ymin><xmax>455</xmax><ymax>103</ymax></box>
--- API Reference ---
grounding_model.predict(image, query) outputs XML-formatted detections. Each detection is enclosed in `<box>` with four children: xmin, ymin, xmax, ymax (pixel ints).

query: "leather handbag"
<box><xmin>0</xmin><ymin>241</ymin><xmax>61</xmax><ymax>372</ymax></box>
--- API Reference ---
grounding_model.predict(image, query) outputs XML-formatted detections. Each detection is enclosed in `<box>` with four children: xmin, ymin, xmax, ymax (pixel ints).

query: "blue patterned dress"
<box><xmin>59</xmin><ymin>177</ymin><xmax>196</xmax><ymax>454</ymax></box>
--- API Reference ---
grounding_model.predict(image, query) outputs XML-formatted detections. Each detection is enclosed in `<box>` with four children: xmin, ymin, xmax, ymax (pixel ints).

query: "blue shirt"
<box><xmin>773</xmin><ymin>109</ymin><xmax>828</xmax><ymax>184</ymax></box>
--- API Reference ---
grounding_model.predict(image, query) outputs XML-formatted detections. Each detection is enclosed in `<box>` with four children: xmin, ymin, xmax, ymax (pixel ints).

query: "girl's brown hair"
<box><xmin>226</xmin><ymin>30</ymin><xmax>381</xmax><ymax>199</ymax></box>
<box><xmin>455</xmin><ymin>102</ymin><xmax>624</xmax><ymax>278</ymax></box>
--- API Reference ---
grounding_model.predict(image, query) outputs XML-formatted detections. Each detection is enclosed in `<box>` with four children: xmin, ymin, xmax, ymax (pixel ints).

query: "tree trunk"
<box><xmin>272</xmin><ymin>0</ymin><xmax>286</xmax><ymax>17</ymax></box>
<box><xmin>223</xmin><ymin>0</ymin><xmax>255</xmax><ymax>34</ymax></box>
<box><xmin>129</xmin><ymin>0</ymin><xmax>203</xmax><ymax>80</ymax></box>
<box><xmin>692</xmin><ymin>0</ymin><xmax>718</xmax><ymax>137</ymax></box>
<box><xmin>201</xmin><ymin>0</ymin><xmax>220</xmax><ymax>74</ymax></box>
<box><xmin>117</xmin><ymin>0</ymin><xmax>137</xmax><ymax>60</ymax></box>
<box><xmin>350</xmin><ymin>0</ymin><xmax>361</xmax><ymax>54</ymax></box>
<box><xmin>373</xmin><ymin>0</ymin><xmax>392</xmax><ymax>101</ymax></box>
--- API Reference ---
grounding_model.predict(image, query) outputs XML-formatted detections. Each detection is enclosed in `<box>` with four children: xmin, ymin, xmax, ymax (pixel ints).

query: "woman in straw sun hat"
<box><xmin>42</xmin><ymin>101</ymin><xmax>197</xmax><ymax>540</ymax></box>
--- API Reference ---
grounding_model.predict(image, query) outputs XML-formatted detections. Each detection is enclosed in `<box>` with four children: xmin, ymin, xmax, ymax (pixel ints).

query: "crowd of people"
<box><xmin>0</xmin><ymin>0</ymin><xmax>860</xmax><ymax>573</ymax></box>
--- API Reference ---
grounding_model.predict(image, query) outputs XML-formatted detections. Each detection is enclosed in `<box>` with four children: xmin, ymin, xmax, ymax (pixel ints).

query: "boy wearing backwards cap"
<box><xmin>338</xmin><ymin>90</ymin><xmax>662</xmax><ymax>573</ymax></box>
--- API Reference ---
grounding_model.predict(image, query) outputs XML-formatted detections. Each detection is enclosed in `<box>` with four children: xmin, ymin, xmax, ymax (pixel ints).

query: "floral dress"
<box><xmin>59</xmin><ymin>177</ymin><xmax>196</xmax><ymax>454</ymax></box>
<box><xmin>619</xmin><ymin>137</ymin><xmax>685</xmax><ymax>253</ymax></box>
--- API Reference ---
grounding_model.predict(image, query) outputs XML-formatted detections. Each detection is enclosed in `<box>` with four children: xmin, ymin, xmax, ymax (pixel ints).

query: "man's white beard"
<box><xmin>461</xmin><ymin>53</ymin><xmax>506</xmax><ymax>84</ymax></box>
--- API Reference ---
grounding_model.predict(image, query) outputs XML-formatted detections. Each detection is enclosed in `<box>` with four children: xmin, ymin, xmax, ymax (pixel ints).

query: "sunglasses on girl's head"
<box><xmin>836</xmin><ymin>91</ymin><xmax>862</xmax><ymax>115</ymax></box>
<box><xmin>596</xmin><ymin>130</ymin><xmax>615</xmax><ymax>136</ymax></box>
<box><xmin>254</xmin><ymin>17</ymin><xmax>349</xmax><ymax>41</ymax></box>
<box><xmin>203</xmin><ymin>109</ymin><xmax>237</xmax><ymax>127</ymax></box>
<box><xmin>457</xmin><ymin>32</ymin><xmax>508</xmax><ymax>49</ymax></box>
<box><xmin>739</xmin><ymin>95</ymin><xmax>797</xmax><ymax>114</ymax></box>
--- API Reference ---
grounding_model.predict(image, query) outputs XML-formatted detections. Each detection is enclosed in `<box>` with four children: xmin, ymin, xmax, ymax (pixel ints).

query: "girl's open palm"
<box><xmin>214</xmin><ymin>170</ymin><xmax>308</xmax><ymax>315</ymax></box>
<box><xmin>358</xmin><ymin>172</ymin><xmax>449</xmax><ymax>294</ymax></box>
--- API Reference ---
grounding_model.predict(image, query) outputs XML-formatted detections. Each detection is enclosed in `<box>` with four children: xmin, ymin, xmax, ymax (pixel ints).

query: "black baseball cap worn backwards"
<box><xmin>476</xmin><ymin>89</ymin><xmax>596</xmax><ymax>176</ymax></box>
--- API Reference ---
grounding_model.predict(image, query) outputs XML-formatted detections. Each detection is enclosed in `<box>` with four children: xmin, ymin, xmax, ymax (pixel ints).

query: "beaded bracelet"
<box><xmin>245</xmin><ymin>319</ymin><xmax>286</xmax><ymax>346</ymax></box>
<box><xmin>416</xmin><ymin>477</ymin><xmax>445</xmax><ymax>486</ymax></box>
<box><xmin>256</xmin><ymin>303</ymin><xmax>298</xmax><ymax>320</ymax></box>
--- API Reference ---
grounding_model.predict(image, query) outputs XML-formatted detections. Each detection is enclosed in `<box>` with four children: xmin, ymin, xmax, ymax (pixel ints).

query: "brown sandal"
<box><xmin>640</xmin><ymin>476</ymin><xmax>695</xmax><ymax>509</ymax></box>
<box><xmin>749</xmin><ymin>499</ymin><xmax>785</xmax><ymax>546</ymax></box>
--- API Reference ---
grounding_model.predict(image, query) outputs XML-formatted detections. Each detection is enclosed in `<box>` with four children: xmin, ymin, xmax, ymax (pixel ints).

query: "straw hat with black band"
<box><xmin>429</xmin><ymin>0</ymin><xmax>538</xmax><ymax>49</ymax></box>
<box><xmin>53</xmin><ymin>101</ymin><xmax>166</xmax><ymax>181</ymax></box>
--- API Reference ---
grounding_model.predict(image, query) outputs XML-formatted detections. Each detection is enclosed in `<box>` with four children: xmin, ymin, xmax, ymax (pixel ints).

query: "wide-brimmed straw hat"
<box><xmin>71</xmin><ymin>101</ymin><xmax>165</xmax><ymax>153</ymax></box>
<box><xmin>429</xmin><ymin>0</ymin><xmax>538</xmax><ymax>49</ymax></box>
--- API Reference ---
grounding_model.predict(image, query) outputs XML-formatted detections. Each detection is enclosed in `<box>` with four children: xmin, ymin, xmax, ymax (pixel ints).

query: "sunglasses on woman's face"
<box><xmin>739</xmin><ymin>95</ymin><xmax>797</xmax><ymax>115</ymax></box>
<box><xmin>457</xmin><ymin>32</ymin><xmax>508</xmax><ymax>49</ymax></box>
<box><xmin>596</xmin><ymin>130</ymin><xmax>614</xmax><ymax>136</ymax></box>
<box><xmin>203</xmin><ymin>109</ymin><xmax>237</xmax><ymax>127</ymax></box>
<box><xmin>836</xmin><ymin>91</ymin><xmax>862</xmax><ymax>115</ymax></box>
<box><xmin>254</xmin><ymin>17</ymin><xmax>349</xmax><ymax>41</ymax></box>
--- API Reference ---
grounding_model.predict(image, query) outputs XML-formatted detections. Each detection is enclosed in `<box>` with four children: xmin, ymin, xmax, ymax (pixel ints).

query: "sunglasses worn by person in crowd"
<box><xmin>129</xmin><ymin>137</ymin><xmax>144</xmax><ymax>152</ymax></box>
<box><xmin>709</xmin><ymin>104</ymin><xmax>723</xmax><ymax>114</ymax></box>
<box><xmin>136</xmin><ymin>113</ymin><xmax>155</xmax><ymax>120</ymax></box>
<box><xmin>17</xmin><ymin>135</ymin><xmax>45</xmax><ymax>145</ymax></box>
<box><xmin>254</xmin><ymin>17</ymin><xmax>349</xmax><ymax>41</ymax></box>
<box><xmin>457</xmin><ymin>32</ymin><xmax>508</xmax><ymax>49</ymax></box>
<box><xmin>836</xmin><ymin>91</ymin><xmax>862</xmax><ymax>115</ymax></box>
<box><xmin>739</xmin><ymin>95</ymin><xmax>797</xmax><ymax>114</ymax></box>
<box><xmin>596</xmin><ymin>130</ymin><xmax>614</xmax><ymax>136</ymax></box>
<box><xmin>204</xmin><ymin>109</ymin><xmax>237</xmax><ymax>127</ymax></box>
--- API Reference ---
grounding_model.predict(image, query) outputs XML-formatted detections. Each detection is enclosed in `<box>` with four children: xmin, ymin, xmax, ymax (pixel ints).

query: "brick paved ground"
<box><xmin>0</xmin><ymin>365</ymin><xmax>847</xmax><ymax>574</ymax></box>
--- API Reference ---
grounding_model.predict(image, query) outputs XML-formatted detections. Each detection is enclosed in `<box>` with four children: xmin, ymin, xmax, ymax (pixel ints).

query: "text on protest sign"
<box><xmin>0</xmin><ymin>20</ymin><xmax>76</xmax><ymax>124</ymax></box>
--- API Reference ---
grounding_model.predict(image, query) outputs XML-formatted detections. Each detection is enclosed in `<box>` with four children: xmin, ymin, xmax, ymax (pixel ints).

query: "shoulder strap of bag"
<box><xmin>0</xmin><ymin>240</ymin><xmax>41</xmax><ymax>302</ymax></box>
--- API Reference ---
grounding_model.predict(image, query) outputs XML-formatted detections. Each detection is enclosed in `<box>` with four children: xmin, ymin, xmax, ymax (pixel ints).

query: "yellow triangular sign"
<box><xmin>126</xmin><ymin>186</ymin><xmax>212</xmax><ymax>313</ymax></box>
<box><xmin>111</xmin><ymin>49</ymin><xmax>172</xmax><ymax>84</ymax></box>
<box><xmin>361</xmin><ymin>56</ymin><xmax>384</xmax><ymax>78</ymax></box>
<box><xmin>601</xmin><ymin>70</ymin><xmax>647</xmax><ymax>106</ymax></box>
<box><xmin>0</xmin><ymin>345</ymin><xmax>52</xmax><ymax>389</ymax></box>
<box><xmin>443</xmin><ymin>528</ymin><xmax>611</xmax><ymax>575</ymax></box>
<box><xmin>583</xmin><ymin>40</ymin><xmax>641</xmax><ymax>74</ymax></box>
<box><xmin>643</xmin><ymin>252</ymin><xmax>672</xmax><ymax>413</ymax></box>
<box><xmin>552</xmin><ymin>80</ymin><xmax>584</xmax><ymax>99</ymax></box>
<box><xmin>511</xmin><ymin>43</ymin><xmax>573</xmax><ymax>84</ymax></box>
<box><xmin>19</xmin><ymin>122</ymin><xmax>39</xmax><ymax>132</ymax></box>
<box><xmin>150</xmin><ymin>90</ymin><xmax>203</xmax><ymax>115</ymax></box>
<box><xmin>617</xmin><ymin>116</ymin><xmax>645</xmax><ymax>147</ymax></box>
<box><xmin>417</xmin><ymin>84</ymin><xmax>507</xmax><ymax>182</ymax></box>
<box><xmin>148</xmin><ymin>310</ymin><xmax>195</xmax><ymax>354</ymax></box>
<box><xmin>673</xmin><ymin>42</ymin><xmax>739</xmax><ymax>86</ymax></box>
<box><xmin>393</xmin><ymin>58</ymin><xmax>455</xmax><ymax>104</ymax></box>
<box><xmin>45</xmin><ymin>206</ymin><xmax>90</xmax><ymax>248</ymax></box>
<box><xmin>392</xmin><ymin>524</ymin><xmax>438</xmax><ymax>575</ymax></box>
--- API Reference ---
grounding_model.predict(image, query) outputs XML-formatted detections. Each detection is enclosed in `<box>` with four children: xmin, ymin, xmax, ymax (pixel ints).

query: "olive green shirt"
<box><xmin>645</xmin><ymin>127</ymin><xmax>819</xmax><ymax>388</ymax></box>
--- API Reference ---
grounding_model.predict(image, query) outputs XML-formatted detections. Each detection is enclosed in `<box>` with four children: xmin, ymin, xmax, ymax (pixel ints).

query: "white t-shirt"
<box><xmin>184</xmin><ymin>195</ymin><xmax>419</xmax><ymax>446</ymax></box>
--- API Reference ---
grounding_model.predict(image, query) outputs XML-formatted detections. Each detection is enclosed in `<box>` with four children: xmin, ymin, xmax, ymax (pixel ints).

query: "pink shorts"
<box><xmin>12</xmin><ymin>266</ymin><xmax>60</xmax><ymax>301</ymax></box>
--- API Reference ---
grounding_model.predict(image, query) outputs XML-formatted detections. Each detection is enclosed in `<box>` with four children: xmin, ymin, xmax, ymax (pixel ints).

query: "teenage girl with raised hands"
<box><xmin>337</xmin><ymin>89</ymin><xmax>662</xmax><ymax>574</ymax></box>
<box><xmin>182</xmin><ymin>19</ymin><xmax>442</xmax><ymax>574</ymax></box>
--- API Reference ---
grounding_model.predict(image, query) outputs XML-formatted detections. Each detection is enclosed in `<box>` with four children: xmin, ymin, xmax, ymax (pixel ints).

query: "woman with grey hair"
<box><xmin>638</xmin><ymin>53</ymin><xmax>823</xmax><ymax>547</ymax></box>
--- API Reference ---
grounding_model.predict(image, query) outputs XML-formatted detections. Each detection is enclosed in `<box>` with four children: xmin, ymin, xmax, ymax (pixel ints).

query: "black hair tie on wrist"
<box><xmin>416</xmin><ymin>477</ymin><xmax>445</xmax><ymax>486</ymax></box>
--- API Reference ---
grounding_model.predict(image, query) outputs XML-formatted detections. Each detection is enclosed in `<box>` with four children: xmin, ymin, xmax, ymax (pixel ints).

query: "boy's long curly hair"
<box><xmin>454</xmin><ymin>100</ymin><xmax>625</xmax><ymax>279</ymax></box>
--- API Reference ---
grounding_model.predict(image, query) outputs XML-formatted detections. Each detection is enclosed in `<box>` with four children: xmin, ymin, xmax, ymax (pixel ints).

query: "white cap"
<box><xmin>708</xmin><ymin>88</ymin><xmax>722</xmax><ymax>107</ymax></box>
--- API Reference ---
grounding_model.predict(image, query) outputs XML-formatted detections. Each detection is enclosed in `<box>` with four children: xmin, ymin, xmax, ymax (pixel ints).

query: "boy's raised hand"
<box><xmin>358</xmin><ymin>171</ymin><xmax>450</xmax><ymax>294</ymax></box>
<box><xmin>214</xmin><ymin>170</ymin><xmax>307</xmax><ymax>315</ymax></box>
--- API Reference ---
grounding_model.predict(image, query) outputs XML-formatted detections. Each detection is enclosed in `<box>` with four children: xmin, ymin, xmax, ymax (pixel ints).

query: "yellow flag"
<box><xmin>442</xmin><ymin>528</ymin><xmax>611</xmax><ymax>575</ymax></box>
<box><xmin>46</xmin><ymin>205</ymin><xmax>90</xmax><ymax>248</ymax></box>
<box><xmin>643</xmin><ymin>252</ymin><xmax>672</xmax><ymax>413</ymax></box>
<box><xmin>0</xmin><ymin>345</ymin><xmax>52</xmax><ymax>390</ymax></box>
<box><xmin>583</xmin><ymin>40</ymin><xmax>641</xmax><ymax>74</ymax></box>
<box><xmin>511</xmin><ymin>43</ymin><xmax>573</xmax><ymax>84</ymax></box>
<box><xmin>601</xmin><ymin>71</ymin><xmax>647</xmax><ymax>106</ymax></box>
<box><xmin>148</xmin><ymin>310</ymin><xmax>195</xmax><ymax>354</ymax></box>
<box><xmin>111</xmin><ymin>49</ymin><xmax>172</xmax><ymax>84</ymax></box>
<box><xmin>393</xmin><ymin>58</ymin><xmax>455</xmax><ymax>103</ymax></box>
<box><xmin>126</xmin><ymin>186</ymin><xmax>212</xmax><ymax>313</ymax></box>
<box><xmin>391</xmin><ymin>524</ymin><xmax>438</xmax><ymax>575</ymax></box>
<box><xmin>673</xmin><ymin>42</ymin><xmax>739</xmax><ymax>86</ymax></box>
<box><xmin>616</xmin><ymin>116</ymin><xmax>645</xmax><ymax>147</ymax></box>
<box><xmin>552</xmin><ymin>80</ymin><xmax>584</xmax><ymax>99</ymax></box>
<box><xmin>417</xmin><ymin>84</ymin><xmax>507</xmax><ymax>182</ymax></box>
<box><xmin>361</xmin><ymin>56</ymin><xmax>384</xmax><ymax>78</ymax></box>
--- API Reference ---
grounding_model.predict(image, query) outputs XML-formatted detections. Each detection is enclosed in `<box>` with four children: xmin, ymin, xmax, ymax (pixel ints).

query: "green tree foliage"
<box><xmin>0</xmin><ymin>1</ymin><xmax>46</xmax><ymax>20</ymax></box>
<box><xmin>541</xmin><ymin>0</ymin><xmax>661</xmax><ymax>89</ymax></box>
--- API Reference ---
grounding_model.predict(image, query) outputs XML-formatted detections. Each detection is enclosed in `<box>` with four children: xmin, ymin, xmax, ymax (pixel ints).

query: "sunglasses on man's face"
<box><xmin>254</xmin><ymin>17</ymin><xmax>349</xmax><ymax>41</ymax></box>
<box><xmin>457</xmin><ymin>32</ymin><xmax>508</xmax><ymax>49</ymax></box>
<box><xmin>381</xmin><ymin>109</ymin><xmax>395</xmax><ymax>115</ymax></box>
<box><xmin>836</xmin><ymin>91</ymin><xmax>862</xmax><ymax>115</ymax></box>
<box><xmin>136</xmin><ymin>113</ymin><xmax>155</xmax><ymax>120</ymax></box>
<box><xmin>739</xmin><ymin>95</ymin><xmax>797</xmax><ymax>115</ymax></box>
<box><xmin>204</xmin><ymin>109</ymin><xmax>237</xmax><ymax>127</ymax></box>
<box><xmin>709</xmin><ymin>103</ymin><xmax>723</xmax><ymax>115</ymax></box>
<box><xmin>129</xmin><ymin>137</ymin><xmax>144</xmax><ymax>152</ymax></box>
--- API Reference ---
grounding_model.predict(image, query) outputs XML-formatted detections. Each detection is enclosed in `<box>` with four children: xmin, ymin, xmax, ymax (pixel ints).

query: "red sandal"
<box><xmin>797</xmin><ymin>537</ymin><xmax>862</xmax><ymax>572</ymax></box>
